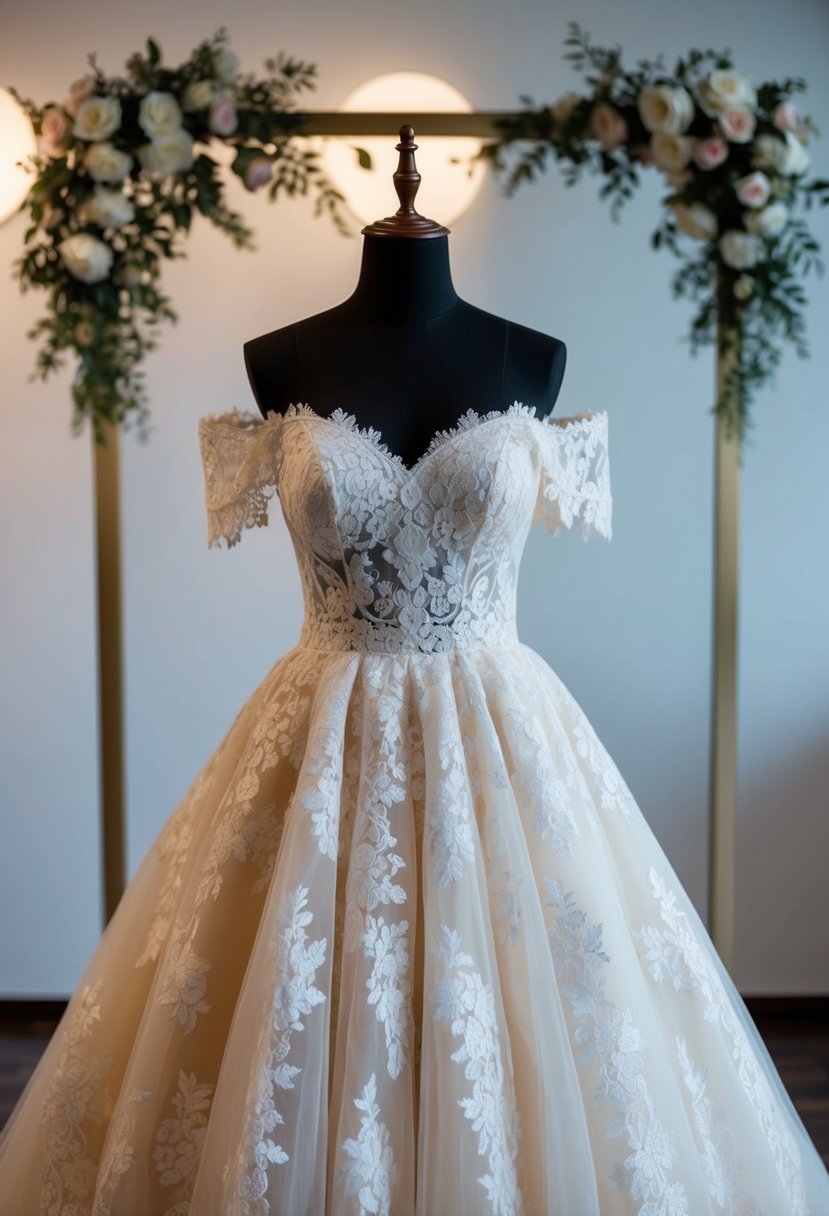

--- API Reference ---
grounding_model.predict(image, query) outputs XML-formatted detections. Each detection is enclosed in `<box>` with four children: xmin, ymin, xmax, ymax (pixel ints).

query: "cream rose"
<box><xmin>138</xmin><ymin>91</ymin><xmax>183</xmax><ymax>140</ymax></box>
<box><xmin>551</xmin><ymin>91</ymin><xmax>580</xmax><ymax>130</ymax></box>
<box><xmin>73</xmin><ymin>95</ymin><xmax>122</xmax><ymax>141</ymax></box>
<box><xmin>735</xmin><ymin>171</ymin><xmax>771</xmax><ymax>208</ymax></box>
<box><xmin>718</xmin><ymin>107</ymin><xmax>756</xmax><ymax>144</ymax></box>
<box><xmin>182</xmin><ymin>79</ymin><xmax>216</xmax><ymax>112</ymax></box>
<box><xmin>74</xmin><ymin>320</ymin><xmax>95</xmax><ymax>345</ymax></box>
<box><xmin>58</xmin><ymin>233</ymin><xmax>114</xmax><ymax>283</ymax></box>
<box><xmin>693</xmin><ymin>136</ymin><xmax>728</xmax><ymax>170</ymax></box>
<box><xmin>588</xmin><ymin>103</ymin><xmax>628</xmax><ymax>150</ymax></box>
<box><xmin>744</xmin><ymin>201</ymin><xmax>788</xmax><ymax>236</ymax></box>
<box><xmin>650</xmin><ymin>130</ymin><xmax>695</xmax><ymax>173</ymax></box>
<box><xmin>719</xmin><ymin>230</ymin><xmax>765</xmax><ymax>269</ymax></box>
<box><xmin>212</xmin><ymin>47</ymin><xmax>239</xmax><ymax>85</ymax></box>
<box><xmin>78</xmin><ymin>185</ymin><xmax>135</xmax><ymax>228</ymax></box>
<box><xmin>637</xmin><ymin>85</ymin><xmax>694</xmax><ymax>134</ymax></box>
<box><xmin>669</xmin><ymin>201</ymin><xmax>718</xmax><ymax>240</ymax></box>
<box><xmin>85</xmin><ymin>141</ymin><xmax>133</xmax><ymax>183</ymax></box>
<box><xmin>209</xmin><ymin>88</ymin><xmax>238</xmax><ymax>137</ymax></box>
<box><xmin>697</xmin><ymin>70</ymin><xmax>757</xmax><ymax>116</ymax></box>
<box><xmin>137</xmin><ymin>129</ymin><xmax>195</xmax><ymax>179</ymax></box>
<box><xmin>733</xmin><ymin>274</ymin><xmax>754</xmax><ymax>301</ymax></box>
<box><xmin>244</xmin><ymin>156</ymin><xmax>273</xmax><ymax>190</ymax></box>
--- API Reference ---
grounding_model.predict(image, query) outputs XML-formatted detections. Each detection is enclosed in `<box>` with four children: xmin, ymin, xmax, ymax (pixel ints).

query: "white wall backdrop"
<box><xmin>1</xmin><ymin>0</ymin><xmax>827</xmax><ymax>996</ymax></box>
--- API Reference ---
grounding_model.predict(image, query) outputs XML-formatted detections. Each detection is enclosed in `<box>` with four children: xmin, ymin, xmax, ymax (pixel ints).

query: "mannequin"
<box><xmin>244</xmin><ymin>125</ymin><xmax>566</xmax><ymax>467</ymax></box>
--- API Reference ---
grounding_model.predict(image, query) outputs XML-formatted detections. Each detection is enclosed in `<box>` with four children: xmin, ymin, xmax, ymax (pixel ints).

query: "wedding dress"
<box><xmin>0</xmin><ymin>399</ymin><xmax>827</xmax><ymax>1216</ymax></box>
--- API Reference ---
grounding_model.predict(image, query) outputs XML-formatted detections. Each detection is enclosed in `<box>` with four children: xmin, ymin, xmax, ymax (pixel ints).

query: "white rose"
<box><xmin>697</xmin><ymin>70</ymin><xmax>757</xmax><ymax>116</ymax></box>
<box><xmin>744</xmin><ymin>201</ymin><xmax>789</xmax><ymax>236</ymax></box>
<box><xmin>138</xmin><ymin>129</ymin><xmax>195</xmax><ymax>179</ymax></box>
<box><xmin>73</xmin><ymin>95</ymin><xmax>122</xmax><ymax>141</ymax></box>
<box><xmin>84</xmin><ymin>141</ymin><xmax>133</xmax><ymax>183</ymax></box>
<box><xmin>735</xmin><ymin>171</ymin><xmax>771</xmax><ymax>208</ymax></box>
<box><xmin>669</xmin><ymin>201</ymin><xmax>718</xmax><ymax>240</ymax></box>
<box><xmin>719</xmin><ymin>229</ymin><xmax>765</xmax><ymax>269</ymax></box>
<box><xmin>650</xmin><ymin>130</ymin><xmax>695</xmax><ymax>173</ymax></box>
<box><xmin>780</xmin><ymin>130</ymin><xmax>809</xmax><ymax>175</ymax></box>
<box><xmin>753</xmin><ymin>131</ymin><xmax>809</xmax><ymax>176</ymax></box>
<box><xmin>551</xmin><ymin>91</ymin><xmax>580</xmax><ymax>129</ymax></box>
<box><xmin>138</xmin><ymin>91</ymin><xmax>183</xmax><ymax>140</ymax></box>
<box><xmin>212</xmin><ymin>46</ymin><xmax>239</xmax><ymax>85</ymax></box>
<box><xmin>182</xmin><ymin>79</ymin><xmax>216</xmax><ymax>112</ymax></box>
<box><xmin>733</xmin><ymin>274</ymin><xmax>754</xmax><ymax>301</ymax></box>
<box><xmin>58</xmin><ymin>233</ymin><xmax>114</xmax><ymax>283</ymax></box>
<box><xmin>638</xmin><ymin>85</ymin><xmax>695</xmax><ymax>134</ymax></box>
<box><xmin>78</xmin><ymin>185</ymin><xmax>135</xmax><ymax>228</ymax></box>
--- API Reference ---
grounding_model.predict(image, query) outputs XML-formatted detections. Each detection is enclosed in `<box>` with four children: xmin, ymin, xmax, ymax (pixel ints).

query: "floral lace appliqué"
<box><xmin>432</xmin><ymin>925</ymin><xmax>523</xmax><ymax>1216</ymax></box>
<box><xmin>636</xmin><ymin>866</ymin><xmax>806</xmax><ymax>1215</ymax></box>
<box><xmin>544</xmin><ymin>878</ymin><xmax>689</xmax><ymax>1216</ymax></box>
<box><xmin>227</xmin><ymin>884</ymin><xmax>327</xmax><ymax>1210</ymax></box>
<box><xmin>362</xmin><ymin>915</ymin><xmax>412</xmax><ymax>1081</ymax></box>
<box><xmin>40</xmin><ymin>978</ymin><xmax>114</xmax><ymax>1216</ymax></box>
<box><xmin>337</xmin><ymin>1073</ymin><xmax>396</xmax><ymax>1216</ymax></box>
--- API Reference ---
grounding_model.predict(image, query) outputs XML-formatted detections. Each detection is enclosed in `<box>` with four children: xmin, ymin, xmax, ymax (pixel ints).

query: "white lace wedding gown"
<box><xmin>0</xmin><ymin>400</ymin><xmax>827</xmax><ymax>1216</ymax></box>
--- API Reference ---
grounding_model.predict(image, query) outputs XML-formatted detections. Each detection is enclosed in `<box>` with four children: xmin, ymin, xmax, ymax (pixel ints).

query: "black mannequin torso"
<box><xmin>244</xmin><ymin>234</ymin><xmax>566</xmax><ymax>470</ymax></box>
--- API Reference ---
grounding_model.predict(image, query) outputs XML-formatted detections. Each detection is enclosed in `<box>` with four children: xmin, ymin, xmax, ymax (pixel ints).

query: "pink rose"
<box><xmin>693</xmin><ymin>136</ymin><xmax>728</xmax><ymax>171</ymax></box>
<box><xmin>65</xmin><ymin>74</ymin><xmax>95</xmax><ymax>118</ymax></box>
<box><xmin>718</xmin><ymin>107</ymin><xmax>756</xmax><ymax>144</ymax></box>
<box><xmin>244</xmin><ymin>155</ymin><xmax>273</xmax><ymax>190</ymax></box>
<box><xmin>588</xmin><ymin>102</ymin><xmax>628</xmax><ymax>151</ymax></box>
<box><xmin>735</xmin><ymin>170</ymin><xmax>771</xmax><ymax>208</ymax></box>
<box><xmin>41</xmin><ymin>106</ymin><xmax>70</xmax><ymax>152</ymax></box>
<box><xmin>209</xmin><ymin>88</ymin><xmax>238</xmax><ymax>137</ymax></box>
<box><xmin>773</xmin><ymin>100</ymin><xmax>799</xmax><ymax>132</ymax></box>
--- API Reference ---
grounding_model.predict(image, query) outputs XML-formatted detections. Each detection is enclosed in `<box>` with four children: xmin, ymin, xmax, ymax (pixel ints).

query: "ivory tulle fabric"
<box><xmin>1</xmin><ymin>400</ymin><xmax>827</xmax><ymax>1216</ymax></box>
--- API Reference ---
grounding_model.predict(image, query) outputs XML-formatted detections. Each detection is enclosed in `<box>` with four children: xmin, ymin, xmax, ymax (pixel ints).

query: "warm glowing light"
<box><xmin>320</xmin><ymin>72</ymin><xmax>486</xmax><ymax>228</ymax></box>
<box><xmin>0</xmin><ymin>88</ymin><xmax>37</xmax><ymax>224</ymax></box>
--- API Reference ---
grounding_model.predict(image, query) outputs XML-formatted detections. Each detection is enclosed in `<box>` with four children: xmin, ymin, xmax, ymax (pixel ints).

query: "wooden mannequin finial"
<box><xmin>362</xmin><ymin>125</ymin><xmax>451</xmax><ymax>239</ymax></box>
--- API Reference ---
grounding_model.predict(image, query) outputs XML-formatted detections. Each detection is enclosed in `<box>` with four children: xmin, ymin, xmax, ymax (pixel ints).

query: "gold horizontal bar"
<box><xmin>294</xmin><ymin>111</ymin><xmax>514</xmax><ymax>137</ymax></box>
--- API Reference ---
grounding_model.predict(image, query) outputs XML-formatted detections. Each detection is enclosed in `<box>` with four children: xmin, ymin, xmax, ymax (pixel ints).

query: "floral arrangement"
<box><xmin>480</xmin><ymin>22</ymin><xmax>829</xmax><ymax>442</ymax></box>
<box><xmin>7</xmin><ymin>29</ymin><xmax>348</xmax><ymax>442</ymax></box>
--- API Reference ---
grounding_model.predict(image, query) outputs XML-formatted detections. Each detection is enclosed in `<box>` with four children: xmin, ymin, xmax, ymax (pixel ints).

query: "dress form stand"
<box><xmin>244</xmin><ymin>124</ymin><xmax>567</xmax><ymax>467</ymax></box>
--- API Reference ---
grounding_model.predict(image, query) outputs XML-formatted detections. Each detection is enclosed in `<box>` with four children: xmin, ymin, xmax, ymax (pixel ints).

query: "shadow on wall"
<box><xmin>737</xmin><ymin>728</ymin><xmax>829</xmax><ymax>994</ymax></box>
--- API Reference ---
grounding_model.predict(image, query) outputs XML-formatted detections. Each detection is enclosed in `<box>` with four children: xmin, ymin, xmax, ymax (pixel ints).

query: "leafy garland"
<box><xmin>7</xmin><ymin>28</ymin><xmax>349</xmax><ymax>443</ymax></box>
<box><xmin>478</xmin><ymin>22</ymin><xmax>829</xmax><ymax>443</ymax></box>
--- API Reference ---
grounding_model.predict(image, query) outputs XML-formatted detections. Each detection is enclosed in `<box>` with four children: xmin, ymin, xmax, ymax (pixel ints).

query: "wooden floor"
<box><xmin>1</xmin><ymin>1009</ymin><xmax>828</xmax><ymax>1169</ymax></box>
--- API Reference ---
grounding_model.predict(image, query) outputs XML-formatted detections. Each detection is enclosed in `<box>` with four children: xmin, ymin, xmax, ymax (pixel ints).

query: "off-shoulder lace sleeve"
<box><xmin>533</xmin><ymin>410</ymin><xmax>612</xmax><ymax>539</ymax></box>
<box><xmin>198</xmin><ymin>409</ymin><xmax>284</xmax><ymax>548</ymax></box>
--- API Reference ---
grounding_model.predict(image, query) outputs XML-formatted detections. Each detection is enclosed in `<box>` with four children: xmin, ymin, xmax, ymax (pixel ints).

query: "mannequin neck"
<box><xmin>347</xmin><ymin>234</ymin><xmax>459</xmax><ymax>319</ymax></box>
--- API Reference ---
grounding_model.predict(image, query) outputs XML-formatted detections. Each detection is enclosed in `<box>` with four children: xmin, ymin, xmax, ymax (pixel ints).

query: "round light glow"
<box><xmin>0</xmin><ymin>88</ymin><xmax>37</xmax><ymax>224</ymax></box>
<box><xmin>320</xmin><ymin>72</ymin><xmax>486</xmax><ymax>229</ymax></box>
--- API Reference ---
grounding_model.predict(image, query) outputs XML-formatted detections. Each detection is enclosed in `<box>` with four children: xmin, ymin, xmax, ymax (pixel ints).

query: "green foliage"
<box><xmin>10</xmin><ymin>28</ymin><xmax>352</xmax><ymax>442</ymax></box>
<box><xmin>477</xmin><ymin>21</ymin><xmax>827</xmax><ymax>446</ymax></box>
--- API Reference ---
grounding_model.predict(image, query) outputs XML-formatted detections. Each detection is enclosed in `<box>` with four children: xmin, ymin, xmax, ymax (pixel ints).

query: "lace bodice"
<box><xmin>198</xmin><ymin>401</ymin><xmax>612</xmax><ymax>654</ymax></box>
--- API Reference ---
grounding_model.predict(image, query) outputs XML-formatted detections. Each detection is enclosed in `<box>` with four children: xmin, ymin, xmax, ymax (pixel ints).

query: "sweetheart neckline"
<box><xmin>240</xmin><ymin>400</ymin><xmax>606</xmax><ymax>477</ymax></box>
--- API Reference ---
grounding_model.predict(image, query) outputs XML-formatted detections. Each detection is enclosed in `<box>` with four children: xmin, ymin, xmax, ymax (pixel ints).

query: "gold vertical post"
<box><xmin>708</xmin><ymin>315</ymin><xmax>741</xmax><ymax>974</ymax></box>
<box><xmin>92</xmin><ymin>421</ymin><xmax>126</xmax><ymax>924</ymax></box>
